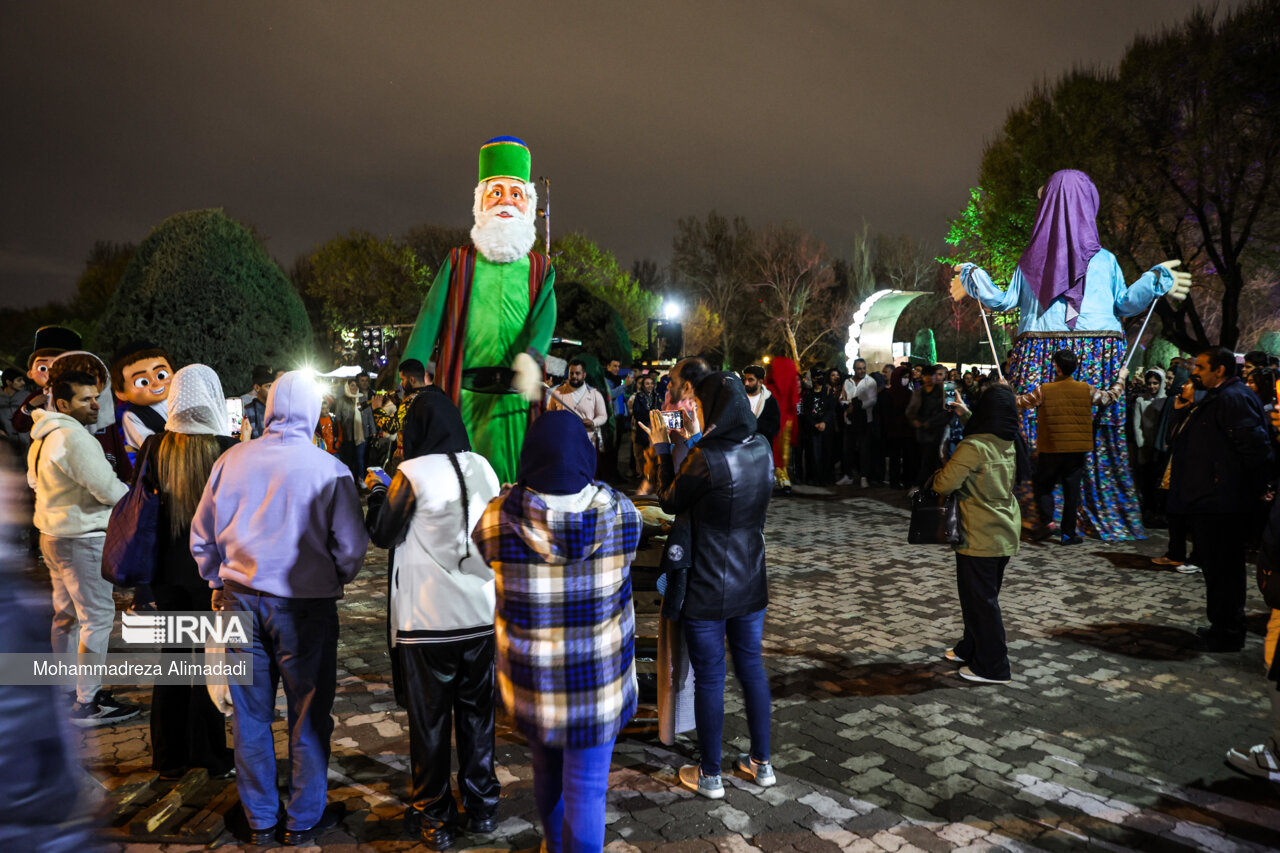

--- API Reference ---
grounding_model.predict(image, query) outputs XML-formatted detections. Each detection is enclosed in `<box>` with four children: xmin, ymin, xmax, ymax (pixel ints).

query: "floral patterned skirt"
<box><xmin>1010</xmin><ymin>331</ymin><xmax>1144</xmax><ymax>542</ymax></box>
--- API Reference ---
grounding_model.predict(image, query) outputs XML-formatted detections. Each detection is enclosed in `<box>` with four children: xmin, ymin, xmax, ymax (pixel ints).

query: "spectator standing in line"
<box><xmin>0</xmin><ymin>368</ymin><xmax>29</xmax><ymax>453</ymax></box>
<box><xmin>1243</xmin><ymin>351</ymin><xmax>1270</xmax><ymax>382</ymax></box>
<box><xmin>240</xmin><ymin>365</ymin><xmax>274</xmax><ymax>441</ymax></box>
<box><xmin>192</xmin><ymin>370</ymin><xmax>368</xmax><ymax>846</ymax></box>
<box><xmin>905</xmin><ymin>363</ymin><xmax>950</xmax><ymax>494</ymax></box>
<box><xmin>884</xmin><ymin>365</ymin><xmax>915</xmax><ymax>489</ymax></box>
<box><xmin>364</xmin><ymin>389</ymin><xmax>501</xmax><ymax>849</ymax></box>
<box><xmin>648</xmin><ymin>372</ymin><xmax>776</xmax><ymax>800</ymax></box>
<box><xmin>799</xmin><ymin>372</ymin><xmax>837</xmax><ymax>485</ymax></box>
<box><xmin>1225</xmin><ymin>409</ymin><xmax>1280</xmax><ymax>782</ymax></box>
<box><xmin>1015</xmin><ymin>350</ymin><xmax>1127</xmax><ymax>544</ymax></box>
<box><xmin>1130</xmin><ymin>367</ymin><xmax>1167</xmax><ymax>518</ymax></box>
<box><xmin>743</xmin><ymin>365</ymin><xmax>780</xmax><ymax>444</ymax></box>
<box><xmin>28</xmin><ymin>371</ymin><xmax>136</xmax><ymax>725</ymax></box>
<box><xmin>334</xmin><ymin>378</ymin><xmax>370</xmax><ymax>484</ymax></box>
<box><xmin>824</xmin><ymin>368</ymin><xmax>845</xmax><ymax>480</ymax></box>
<box><xmin>1152</xmin><ymin>364</ymin><xmax>1200</xmax><ymax>571</ymax></box>
<box><xmin>123</xmin><ymin>365</ymin><xmax>237</xmax><ymax>779</ymax></box>
<box><xmin>937</xmin><ymin>384</ymin><xmax>1022</xmax><ymax>684</ymax></box>
<box><xmin>548</xmin><ymin>358</ymin><xmax>609</xmax><ymax>470</ymax></box>
<box><xmin>838</xmin><ymin>359</ymin><xmax>877</xmax><ymax>487</ymax></box>
<box><xmin>604</xmin><ymin>358</ymin><xmax>631</xmax><ymax>473</ymax></box>
<box><xmin>1167</xmin><ymin>348</ymin><xmax>1272</xmax><ymax>652</ymax></box>
<box><xmin>629</xmin><ymin>373</ymin><xmax>662</xmax><ymax>473</ymax></box>
<box><xmin>473</xmin><ymin>411</ymin><xmax>641</xmax><ymax>853</ymax></box>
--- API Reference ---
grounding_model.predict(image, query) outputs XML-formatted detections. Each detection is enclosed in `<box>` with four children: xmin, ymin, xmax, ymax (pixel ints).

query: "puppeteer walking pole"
<box><xmin>1122</xmin><ymin>300</ymin><xmax>1160</xmax><ymax>370</ymax></box>
<box><xmin>540</xmin><ymin>176</ymin><xmax>550</xmax><ymax>250</ymax></box>
<box><xmin>978</xmin><ymin>304</ymin><xmax>1006</xmax><ymax>383</ymax></box>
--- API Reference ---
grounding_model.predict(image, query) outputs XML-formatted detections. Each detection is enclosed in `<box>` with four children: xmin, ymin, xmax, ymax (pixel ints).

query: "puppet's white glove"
<box><xmin>511</xmin><ymin>352</ymin><xmax>542</xmax><ymax>402</ymax></box>
<box><xmin>1157</xmin><ymin>259</ymin><xmax>1191</xmax><ymax>303</ymax></box>
<box><xmin>948</xmin><ymin>265</ymin><xmax>968</xmax><ymax>303</ymax></box>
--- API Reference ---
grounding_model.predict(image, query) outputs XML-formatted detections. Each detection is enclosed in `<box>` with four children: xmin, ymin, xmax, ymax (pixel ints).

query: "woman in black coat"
<box><xmin>128</xmin><ymin>365</ymin><xmax>237</xmax><ymax>779</ymax></box>
<box><xmin>647</xmin><ymin>371</ymin><xmax>775</xmax><ymax>800</ymax></box>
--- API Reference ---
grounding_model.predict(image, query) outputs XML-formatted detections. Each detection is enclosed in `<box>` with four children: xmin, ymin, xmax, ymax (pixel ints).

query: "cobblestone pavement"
<box><xmin>81</xmin><ymin>484</ymin><xmax>1280</xmax><ymax>851</ymax></box>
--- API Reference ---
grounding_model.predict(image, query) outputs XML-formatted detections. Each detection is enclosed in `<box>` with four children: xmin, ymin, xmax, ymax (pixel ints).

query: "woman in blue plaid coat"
<box><xmin>473</xmin><ymin>410</ymin><xmax>642</xmax><ymax>853</ymax></box>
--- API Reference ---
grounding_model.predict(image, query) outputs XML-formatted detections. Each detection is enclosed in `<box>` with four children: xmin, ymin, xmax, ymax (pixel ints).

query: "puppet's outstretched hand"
<box><xmin>1156</xmin><ymin>259</ymin><xmax>1191</xmax><ymax>304</ymax></box>
<box><xmin>949</xmin><ymin>265</ymin><xmax>968</xmax><ymax>303</ymax></box>
<box><xmin>512</xmin><ymin>352</ymin><xmax>541</xmax><ymax>402</ymax></box>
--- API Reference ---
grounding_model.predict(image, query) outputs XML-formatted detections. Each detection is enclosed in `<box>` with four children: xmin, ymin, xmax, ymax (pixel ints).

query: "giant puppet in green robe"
<box><xmin>401</xmin><ymin>136</ymin><xmax>556</xmax><ymax>483</ymax></box>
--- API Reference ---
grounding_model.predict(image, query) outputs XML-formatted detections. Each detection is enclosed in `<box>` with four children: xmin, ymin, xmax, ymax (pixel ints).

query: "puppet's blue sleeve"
<box><xmin>960</xmin><ymin>263</ymin><xmax>1020</xmax><ymax>313</ymax></box>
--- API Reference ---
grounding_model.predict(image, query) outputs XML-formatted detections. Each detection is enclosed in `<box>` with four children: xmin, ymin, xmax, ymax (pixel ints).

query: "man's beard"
<box><xmin>568</xmin><ymin>376</ymin><xmax>585</xmax><ymax>388</ymax></box>
<box><xmin>471</xmin><ymin>181</ymin><xmax>538</xmax><ymax>263</ymax></box>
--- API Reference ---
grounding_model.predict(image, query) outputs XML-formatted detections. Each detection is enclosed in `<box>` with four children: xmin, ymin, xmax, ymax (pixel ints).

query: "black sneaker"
<box><xmin>69</xmin><ymin>690</ymin><xmax>141</xmax><ymax>727</ymax></box>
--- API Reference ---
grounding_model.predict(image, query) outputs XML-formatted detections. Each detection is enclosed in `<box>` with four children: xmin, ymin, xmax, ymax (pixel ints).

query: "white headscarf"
<box><xmin>166</xmin><ymin>364</ymin><xmax>229</xmax><ymax>437</ymax></box>
<box><xmin>47</xmin><ymin>350</ymin><xmax>115</xmax><ymax>430</ymax></box>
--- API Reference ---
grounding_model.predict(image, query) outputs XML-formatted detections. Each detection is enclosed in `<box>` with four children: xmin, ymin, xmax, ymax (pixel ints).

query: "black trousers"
<box><xmin>844</xmin><ymin>421</ymin><xmax>872</xmax><ymax>480</ymax></box>
<box><xmin>953</xmin><ymin>554</ymin><xmax>1012</xmax><ymax>680</ymax></box>
<box><xmin>802</xmin><ymin>432</ymin><xmax>827</xmax><ymax>484</ymax></box>
<box><xmin>1165</xmin><ymin>508</ymin><xmax>1191</xmax><ymax>563</ymax></box>
<box><xmin>885</xmin><ymin>433</ymin><xmax>912</xmax><ymax>487</ymax></box>
<box><xmin>915</xmin><ymin>442</ymin><xmax>942</xmax><ymax>488</ymax></box>
<box><xmin>1033</xmin><ymin>451</ymin><xmax>1086</xmax><ymax>536</ymax></box>
<box><xmin>1188</xmin><ymin>513</ymin><xmax>1248</xmax><ymax>641</ymax></box>
<box><xmin>401</xmin><ymin>634</ymin><xmax>500</xmax><ymax>825</ymax></box>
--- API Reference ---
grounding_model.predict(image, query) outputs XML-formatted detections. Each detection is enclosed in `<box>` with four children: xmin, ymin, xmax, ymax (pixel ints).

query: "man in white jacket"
<box><xmin>28</xmin><ymin>370</ymin><xmax>136</xmax><ymax>725</ymax></box>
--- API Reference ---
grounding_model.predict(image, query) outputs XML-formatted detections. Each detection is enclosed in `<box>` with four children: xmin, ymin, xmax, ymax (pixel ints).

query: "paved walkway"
<box><xmin>84</xmin><ymin>484</ymin><xmax>1280</xmax><ymax>851</ymax></box>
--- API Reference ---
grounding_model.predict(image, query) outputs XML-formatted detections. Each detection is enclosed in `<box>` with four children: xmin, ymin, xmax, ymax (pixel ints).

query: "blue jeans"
<box><xmin>226</xmin><ymin>589</ymin><xmax>339</xmax><ymax>831</ymax></box>
<box><xmin>683</xmin><ymin>608</ymin><xmax>771</xmax><ymax>776</ymax></box>
<box><xmin>527</xmin><ymin>738</ymin><xmax>615</xmax><ymax>853</ymax></box>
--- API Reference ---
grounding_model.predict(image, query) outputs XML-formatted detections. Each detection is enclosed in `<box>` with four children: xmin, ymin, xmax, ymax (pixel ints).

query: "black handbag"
<box><xmin>908</xmin><ymin>477</ymin><xmax>961</xmax><ymax>545</ymax></box>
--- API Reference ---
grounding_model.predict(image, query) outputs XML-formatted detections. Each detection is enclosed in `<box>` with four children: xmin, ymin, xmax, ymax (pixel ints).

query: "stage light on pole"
<box><xmin>662</xmin><ymin>300</ymin><xmax>681</xmax><ymax>321</ymax></box>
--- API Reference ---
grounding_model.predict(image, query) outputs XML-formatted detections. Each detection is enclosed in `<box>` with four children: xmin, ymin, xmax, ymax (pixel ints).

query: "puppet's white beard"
<box><xmin>471</xmin><ymin>212</ymin><xmax>536</xmax><ymax>263</ymax></box>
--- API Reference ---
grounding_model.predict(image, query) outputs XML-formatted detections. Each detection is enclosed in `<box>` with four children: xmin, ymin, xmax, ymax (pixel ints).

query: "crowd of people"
<box><xmin>5</xmin><ymin>314</ymin><xmax>1280</xmax><ymax>850</ymax></box>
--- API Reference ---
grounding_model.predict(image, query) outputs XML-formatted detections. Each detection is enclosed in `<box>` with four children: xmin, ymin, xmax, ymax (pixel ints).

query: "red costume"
<box><xmin>764</xmin><ymin>357</ymin><xmax>800</xmax><ymax>489</ymax></box>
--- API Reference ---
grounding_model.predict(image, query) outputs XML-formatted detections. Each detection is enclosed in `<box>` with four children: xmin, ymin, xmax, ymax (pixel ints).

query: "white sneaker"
<box><xmin>943</xmin><ymin>648</ymin><xmax>965</xmax><ymax>663</ymax></box>
<box><xmin>736</xmin><ymin>753</ymin><xmax>776</xmax><ymax>787</ymax></box>
<box><xmin>1176</xmin><ymin>563</ymin><xmax>1202</xmax><ymax>574</ymax></box>
<box><xmin>678</xmin><ymin>764</ymin><xmax>724</xmax><ymax>799</ymax></box>
<box><xmin>957</xmin><ymin>666</ymin><xmax>1010</xmax><ymax>685</ymax></box>
<box><xmin>1225</xmin><ymin>743</ymin><xmax>1280</xmax><ymax>781</ymax></box>
<box><xmin>836</xmin><ymin>475</ymin><xmax>853</xmax><ymax>486</ymax></box>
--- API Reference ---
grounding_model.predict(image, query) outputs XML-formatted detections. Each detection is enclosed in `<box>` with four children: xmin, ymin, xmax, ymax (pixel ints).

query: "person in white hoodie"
<box><xmin>364</xmin><ymin>387</ymin><xmax>500</xmax><ymax>850</ymax></box>
<box><xmin>27</xmin><ymin>369</ymin><xmax>136</xmax><ymax>725</ymax></box>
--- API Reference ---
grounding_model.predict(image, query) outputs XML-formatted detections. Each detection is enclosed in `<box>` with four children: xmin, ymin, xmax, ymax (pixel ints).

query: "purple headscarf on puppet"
<box><xmin>1017</xmin><ymin>169</ymin><xmax>1103</xmax><ymax>330</ymax></box>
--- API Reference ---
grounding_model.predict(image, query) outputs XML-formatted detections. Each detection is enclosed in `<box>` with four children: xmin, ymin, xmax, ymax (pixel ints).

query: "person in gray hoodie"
<box><xmin>191</xmin><ymin>370</ymin><xmax>368</xmax><ymax>847</ymax></box>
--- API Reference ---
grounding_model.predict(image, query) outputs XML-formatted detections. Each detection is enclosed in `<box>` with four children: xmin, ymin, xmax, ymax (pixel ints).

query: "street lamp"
<box><xmin>662</xmin><ymin>300</ymin><xmax>681</xmax><ymax>321</ymax></box>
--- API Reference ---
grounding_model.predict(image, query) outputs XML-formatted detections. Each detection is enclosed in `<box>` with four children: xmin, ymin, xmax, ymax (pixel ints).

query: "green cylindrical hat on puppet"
<box><xmin>478</xmin><ymin>136</ymin><xmax>531</xmax><ymax>183</ymax></box>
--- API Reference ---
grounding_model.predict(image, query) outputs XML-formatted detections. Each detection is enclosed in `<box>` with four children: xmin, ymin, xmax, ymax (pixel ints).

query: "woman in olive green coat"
<box><xmin>934</xmin><ymin>383</ymin><xmax>1021</xmax><ymax>684</ymax></box>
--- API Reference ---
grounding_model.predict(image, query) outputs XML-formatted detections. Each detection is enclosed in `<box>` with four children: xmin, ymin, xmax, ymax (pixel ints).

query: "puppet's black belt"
<box><xmin>461</xmin><ymin>366</ymin><xmax>519</xmax><ymax>395</ymax></box>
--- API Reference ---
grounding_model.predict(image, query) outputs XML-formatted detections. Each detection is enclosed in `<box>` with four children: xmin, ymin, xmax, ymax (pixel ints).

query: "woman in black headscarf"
<box><xmin>363</xmin><ymin>387</ymin><xmax>502</xmax><ymax>847</ymax></box>
<box><xmin>935</xmin><ymin>384</ymin><xmax>1021</xmax><ymax>685</ymax></box>
<box><xmin>646</xmin><ymin>371</ymin><xmax>776</xmax><ymax>800</ymax></box>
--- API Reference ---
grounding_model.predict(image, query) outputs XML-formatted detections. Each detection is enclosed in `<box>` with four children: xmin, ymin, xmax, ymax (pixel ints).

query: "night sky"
<box><xmin>0</xmin><ymin>1</ymin><xmax>1233</xmax><ymax>308</ymax></box>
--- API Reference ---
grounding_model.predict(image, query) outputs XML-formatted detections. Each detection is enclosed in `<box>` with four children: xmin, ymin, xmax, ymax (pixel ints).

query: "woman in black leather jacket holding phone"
<box><xmin>647</xmin><ymin>370</ymin><xmax>775</xmax><ymax>800</ymax></box>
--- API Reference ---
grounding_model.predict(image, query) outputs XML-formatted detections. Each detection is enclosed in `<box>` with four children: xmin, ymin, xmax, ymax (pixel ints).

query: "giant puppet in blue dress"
<box><xmin>951</xmin><ymin>169</ymin><xmax>1190</xmax><ymax>540</ymax></box>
